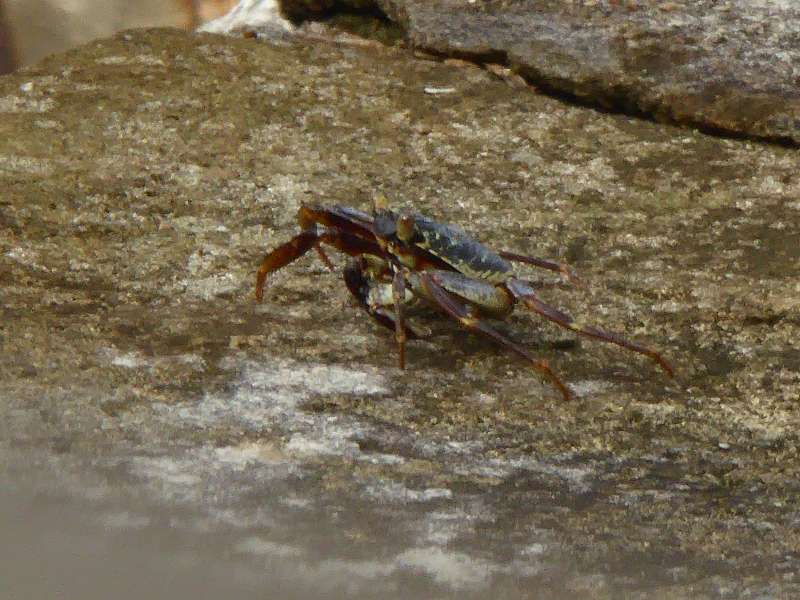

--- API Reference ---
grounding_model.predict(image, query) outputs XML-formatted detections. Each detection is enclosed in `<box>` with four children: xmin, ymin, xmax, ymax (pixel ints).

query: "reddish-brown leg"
<box><xmin>392</xmin><ymin>269</ymin><xmax>407</xmax><ymax>369</ymax></box>
<box><xmin>506</xmin><ymin>278</ymin><xmax>674</xmax><ymax>377</ymax></box>
<box><xmin>315</xmin><ymin>246</ymin><xmax>335</xmax><ymax>271</ymax></box>
<box><xmin>256</xmin><ymin>230</ymin><xmax>319</xmax><ymax>301</ymax></box>
<box><xmin>418</xmin><ymin>273</ymin><xmax>571</xmax><ymax>401</ymax></box>
<box><xmin>255</xmin><ymin>229</ymin><xmax>384</xmax><ymax>301</ymax></box>
<box><xmin>499</xmin><ymin>251</ymin><xmax>581</xmax><ymax>285</ymax></box>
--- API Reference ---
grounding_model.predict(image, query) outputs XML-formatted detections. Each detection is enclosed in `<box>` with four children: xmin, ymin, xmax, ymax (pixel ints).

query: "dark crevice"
<box><xmin>288</xmin><ymin>3</ymin><xmax>405</xmax><ymax>46</ymax></box>
<box><xmin>281</xmin><ymin>1</ymin><xmax>799</xmax><ymax>148</ymax></box>
<box><xmin>280</xmin><ymin>0</ymin><xmax>400</xmax><ymax>32</ymax></box>
<box><xmin>281</xmin><ymin>1</ymin><xmax>393</xmax><ymax>29</ymax></box>
<box><xmin>513</xmin><ymin>59</ymin><xmax>800</xmax><ymax>148</ymax></box>
<box><xmin>423</xmin><ymin>45</ymin><xmax>659</xmax><ymax>120</ymax></box>
<box><xmin>409</xmin><ymin>43</ymin><xmax>794</xmax><ymax>147</ymax></box>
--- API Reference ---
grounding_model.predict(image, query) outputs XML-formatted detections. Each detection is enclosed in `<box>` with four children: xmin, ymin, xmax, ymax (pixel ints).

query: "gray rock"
<box><xmin>1</xmin><ymin>27</ymin><xmax>799</xmax><ymax>598</ymax></box>
<box><xmin>280</xmin><ymin>0</ymin><xmax>800</xmax><ymax>144</ymax></box>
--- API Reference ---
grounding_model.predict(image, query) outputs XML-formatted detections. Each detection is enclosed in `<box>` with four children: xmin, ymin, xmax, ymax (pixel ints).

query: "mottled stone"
<box><xmin>1</xmin><ymin>28</ymin><xmax>799</xmax><ymax>598</ymax></box>
<box><xmin>280</xmin><ymin>0</ymin><xmax>800</xmax><ymax>144</ymax></box>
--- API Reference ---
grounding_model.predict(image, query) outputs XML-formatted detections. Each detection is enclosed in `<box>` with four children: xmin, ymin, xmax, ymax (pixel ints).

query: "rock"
<box><xmin>199</xmin><ymin>0</ymin><xmax>294</xmax><ymax>37</ymax></box>
<box><xmin>277</xmin><ymin>0</ymin><xmax>800</xmax><ymax>144</ymax></box>
<box><xmin>1</xmin><ymin>27</ymin><xmax>799</xmax><ymax>598</ymax></box>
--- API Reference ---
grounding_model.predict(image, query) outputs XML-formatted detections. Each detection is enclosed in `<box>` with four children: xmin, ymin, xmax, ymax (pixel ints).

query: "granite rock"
<box><xmin>1</xmin><ymin>27</ymin><xmax>799</xmax><ymax>598</ymax></box>
<box><xmin>280</xmin><ymin>0</ymin><xmax>800</xmax><ymax>145</ymax></box>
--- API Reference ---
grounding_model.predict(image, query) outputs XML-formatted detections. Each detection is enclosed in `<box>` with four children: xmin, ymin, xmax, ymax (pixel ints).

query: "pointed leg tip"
<box><xmin>530</xmin><ymin>359</ymin><xmax>571</xmax><ymax>401</ymax></box>
<box><xmin>255</xmin><ymin>273</ymin><xmax>267</xmax><ymax>302</ymax></box>
<box><xmin>547</xmin><ymin>375</ymin><xmax>571</xmax><ymax>402</ymax></box>
<box><xmin>650</xmin><ymin>353</ymin><xmax>675</xmax><ymax>378</ymax></box>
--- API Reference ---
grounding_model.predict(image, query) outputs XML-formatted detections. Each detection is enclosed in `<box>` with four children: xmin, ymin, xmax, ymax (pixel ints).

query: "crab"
<box><xmin>255</xmin><ymin>200</ymin><xmax>673</xmax><ymax>400</ymax></box>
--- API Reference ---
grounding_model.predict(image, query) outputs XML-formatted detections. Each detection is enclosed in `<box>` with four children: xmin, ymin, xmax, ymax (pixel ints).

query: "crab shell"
<box><xmin>408</xmin><ymin>215</ymin><xmax>512</xmax><ymax>284</ymax></box>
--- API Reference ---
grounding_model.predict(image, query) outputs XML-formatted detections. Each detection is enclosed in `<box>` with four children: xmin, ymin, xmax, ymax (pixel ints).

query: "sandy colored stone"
<box><xmin>0</xmin><ymin>28</ymin><xmax>798</xmax><ymax>598</ymax></box>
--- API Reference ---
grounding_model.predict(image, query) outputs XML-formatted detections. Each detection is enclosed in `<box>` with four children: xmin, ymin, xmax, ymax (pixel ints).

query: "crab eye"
<box><xmin>396</xmin><ymin>214</ymin><xmax>415</xmax><ymax>242</ymax></box>
<box><xmin>373</xmin><ymin>194</ymin><xmax>390</xmax><ymax>211</ymax></box>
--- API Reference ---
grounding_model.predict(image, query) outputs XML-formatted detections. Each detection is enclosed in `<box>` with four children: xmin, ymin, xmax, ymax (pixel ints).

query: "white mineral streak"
<box><xmin>197</xmin><ymin>0</ymin><xmax>293</xmax><ymax>35</ymax></box>
<box><xmin>158</xmin><ymin>358</ymin><xmax>390</xmax><ymax>458</ymax></box>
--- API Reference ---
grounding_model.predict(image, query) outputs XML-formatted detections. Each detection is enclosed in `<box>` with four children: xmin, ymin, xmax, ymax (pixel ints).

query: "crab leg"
<box><xmin>392</xmin><ymin>268</ymin><xmax>408</xmax><ymax>369</ymax></box>
<box><xmin>256</xmin><ymin>229</ymin><xmax>383</xmax><ymax>301</ymax></box>
<box><xmin>506</xmin><ymin>278</ymin><xmax>674</xmax><ymax>377</ymax></box>
<box><xmin>256</xmin><ymin>230</ymin><xmax>318</xmax><ymax>301</ymax></box>
<box><xmin>298</xmin><ymin>204</ymin><xmax>375</xmax><ymax>237</ymax></box>
<box><xmin>417</xmin><ymin>272</ymin><xmax>571</xmax><ymax>401</ymax></box>
<box><xmin>498</xmin><ymin>251</ymin><xmax>581</xmax><ymax>284</ymax></box>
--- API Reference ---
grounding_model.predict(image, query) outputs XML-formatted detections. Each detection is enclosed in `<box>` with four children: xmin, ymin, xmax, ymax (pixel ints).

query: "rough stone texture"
<box><xmin>1</xmin><ymin>28</ymin><xmax>799</xmax><ymax>598</ymax></box>
<box><xmin>280</xmin><ymin>0</ymin><xmax>800</xmax><ymax>145</ymax></box>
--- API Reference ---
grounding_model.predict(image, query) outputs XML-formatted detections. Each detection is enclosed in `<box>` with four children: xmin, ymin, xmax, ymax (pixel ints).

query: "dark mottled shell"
<box><xmin>413</xmin><ymin>214</ymin><xmax>511</xmax><ymax>283</ymax></box>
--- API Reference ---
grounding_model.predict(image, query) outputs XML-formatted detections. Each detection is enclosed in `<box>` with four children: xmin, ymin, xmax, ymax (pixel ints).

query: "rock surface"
<box><xmin>1</xmin><ymin>27</ymin><xmax>799</xmax><ymax>598</ymax></box>
<box><xmin>280</xmin><ymin>0</ymin><xmax>800</xmax><ymax>145</ymax></box>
